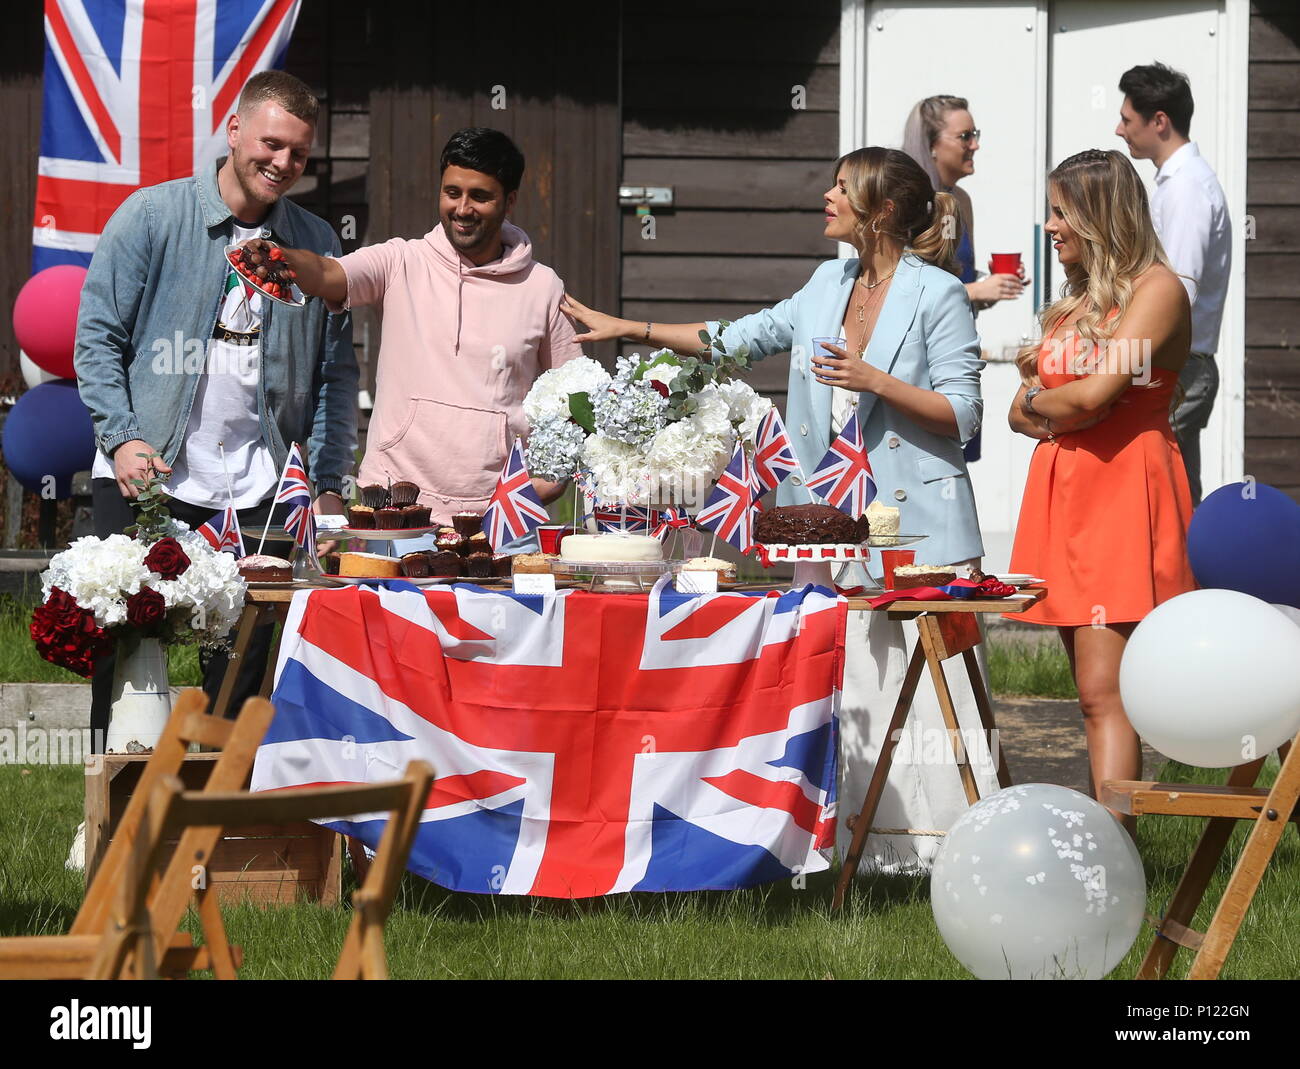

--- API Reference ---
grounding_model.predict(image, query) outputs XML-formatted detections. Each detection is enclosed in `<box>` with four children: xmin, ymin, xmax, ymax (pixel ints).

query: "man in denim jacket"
<box><xmin>75</xmin><ymin>70</ymin><xmax>358</xmax><ymax>742</ymax></box>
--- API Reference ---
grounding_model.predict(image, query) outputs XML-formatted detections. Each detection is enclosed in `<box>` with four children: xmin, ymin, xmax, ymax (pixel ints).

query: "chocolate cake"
<box><xmin>400</xmin><ymin>551</ymin><xmax>431</xmax><ymax>578</ymax></box>
<box><xmin>237</xmin><ymin>553</ymin><xmax>292</xmax><ymax>583</ymax></box>
<box><xmin>464</xmin><ymin>551</ymin><xmax>493</xmax><ymax>578</ymax></box>
<box><xmin>754</xmin><ymin>504</ymin><xmax>870</xmax><ymax>545</ymax></box>
<box><xmin>427</xmin><ymin>550</ymin><xmax>462</xmax><ymax>577</ymax></box>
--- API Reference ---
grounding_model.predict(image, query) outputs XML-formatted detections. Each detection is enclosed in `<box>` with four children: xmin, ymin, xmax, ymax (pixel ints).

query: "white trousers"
<box><xmin>836</xmin><ymin>563</ymin><xmax>1002</xmax><ymax>874</ymax></box>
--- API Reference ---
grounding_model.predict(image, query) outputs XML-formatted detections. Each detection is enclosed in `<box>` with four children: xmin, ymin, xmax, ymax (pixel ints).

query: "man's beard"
<box><xmin>233</xmin><ymin>151</ymin><xmax>288</xmax><ymax>207</ymax></box>
<box><xmin>444</xmin><ymin>215</ymin><xmax>499</xmax><ymax>254</ymax></box>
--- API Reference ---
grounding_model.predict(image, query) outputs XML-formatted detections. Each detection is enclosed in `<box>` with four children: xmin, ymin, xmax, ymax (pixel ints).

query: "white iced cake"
<box><xmin>867</xmin><ymin>500</ymin><xmax>900</xmax><ymax>545</ymax></box>
<box><xmin>559</xmin><ymin>533</ymin><xmax>664</xmax><ymax>563</ymax></box>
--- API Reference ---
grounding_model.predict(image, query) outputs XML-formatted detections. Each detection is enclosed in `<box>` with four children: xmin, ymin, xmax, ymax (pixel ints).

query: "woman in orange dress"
<box><xmin>1007</xmin><ymin>149</ymin><xmax>1196</xmax><ymax>828</ymax></box>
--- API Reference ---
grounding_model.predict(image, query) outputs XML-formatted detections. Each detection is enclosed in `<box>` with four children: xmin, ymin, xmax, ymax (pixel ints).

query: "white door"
<box><xmin>855</xmin><ymin>0</ymin><xmax>1045</xmax><ymax>569</ymax></box>
<box><xmin>844</xmin><ymin>0</ymin><xmax>1242</xmax><ymax>569</ymax></box>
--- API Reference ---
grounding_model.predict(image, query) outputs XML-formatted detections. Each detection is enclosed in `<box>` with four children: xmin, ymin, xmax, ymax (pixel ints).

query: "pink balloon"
<box><xmin>13</xmin><ymin>265</ymin><xmax>87</xmax><ymax>379</ymax></box>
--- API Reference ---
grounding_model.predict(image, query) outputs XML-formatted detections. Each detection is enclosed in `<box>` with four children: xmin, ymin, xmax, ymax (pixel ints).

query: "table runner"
<box><xmin>250</xmin><ymin>581</ymin><xmax>846</xmax><ymax>898</ymax></box>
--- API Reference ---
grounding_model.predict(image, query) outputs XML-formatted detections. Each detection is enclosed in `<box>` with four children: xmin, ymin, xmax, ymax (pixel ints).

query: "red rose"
<box><xmin>125</xmin><ymin>587</ymin><xmax>168</xmax><ymax>631</ymax></box>
<box><xmin>31</xmin><ymin>587</ymin><xmax>113</xmax><ymax>678</ymax></box>
<box><xmin>144</xmin><ymin>537</ymin><xmax>190</xmax><ymax>579</ymax></box>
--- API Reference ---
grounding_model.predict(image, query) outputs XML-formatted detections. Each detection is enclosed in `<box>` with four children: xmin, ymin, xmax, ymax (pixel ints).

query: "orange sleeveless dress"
<box><xmin>1007</xmin><ymin>327</ymin><xmax>1196</xmax><ymax>627</ymax></box>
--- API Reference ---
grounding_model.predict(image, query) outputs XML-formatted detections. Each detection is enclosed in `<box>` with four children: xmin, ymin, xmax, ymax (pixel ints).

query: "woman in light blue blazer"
<box><xmin>562</xmin><ymin>147</ymin><xmax>996</xmax><ymax>873</ymax></box>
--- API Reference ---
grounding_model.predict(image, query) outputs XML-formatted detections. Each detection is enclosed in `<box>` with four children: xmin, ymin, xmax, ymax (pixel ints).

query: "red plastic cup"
<box><xmin>989</xmin><ymin>252</ymin><xmax>1022</xmax><ymax>276</ymax></box>
<box><xmin>881</xmin><ymin>549</ymin><xmax>916</xmax><ymax>591</ymax></box>
<box><xmin>537</xmin><ymin>525</ymin><xmax>568</xmax><ymax>554</ymax></box>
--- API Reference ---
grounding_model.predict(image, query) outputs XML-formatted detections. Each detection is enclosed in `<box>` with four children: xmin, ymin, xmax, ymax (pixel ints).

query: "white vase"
<box><xmin>106</xmin><ymin>636</ymin><xmax>172</xmax><ymax>753</ymax></box>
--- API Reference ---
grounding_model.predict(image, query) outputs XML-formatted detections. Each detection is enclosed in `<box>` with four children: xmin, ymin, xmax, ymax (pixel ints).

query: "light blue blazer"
<box><xmin>709</xmin><ymin>252</ymin><xmax>985</xmax><ymax>570</ymax></box>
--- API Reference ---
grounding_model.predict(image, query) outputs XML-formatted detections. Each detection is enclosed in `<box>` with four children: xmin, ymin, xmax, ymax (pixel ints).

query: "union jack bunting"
<box><xmin>694</xmin><ymin>443</ymin><xmax>756</xmax><ymax>552</ymax></box>
<box><xmin>196</xmin><ymin>505</ymin><xmax>244</xmax><ymax>555</ymax></box>
<box><xmin>750</xmin><ymin>408</ymin><xmax>802</xmax><ymax>495</ymax></box>
<box><xmin>483</xmin><ymin>438</ymin><xmax>549</xmax><ymax>550</ymax></box>
<box><xmin>274</xmin><ymin>441</ymin><xmax>314</xmax><ymax>559</ymax></box>
<box><xmin>252</xmin><ymin>581</ymin><xmax>846</xmax><ymax>897</ymax></box>
<box><xmin>34</xmin><ymin>0</ymin><xmax>301</xmax><ymax>271</ymax></box>
<box><xmin>805</xmin><ymin>412</ymin><xmax>876</xmax><ymax>517</ymax></box>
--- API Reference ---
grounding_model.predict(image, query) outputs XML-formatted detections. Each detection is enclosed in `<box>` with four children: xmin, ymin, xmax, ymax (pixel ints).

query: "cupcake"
<box><xmin>375</xmin><ymin>507</ymin><xmax>404</xmax><ymax>530</ymax></box>
<box><xmin>360</xmin><ymin>484</ymin><xmax>389</xmax><ymax>509</ymax></box>
<box><xmin>465</xmin><ymin>551</ymin><xmax>493</xmax><ymax>578</ymax></box>
<box><xmin>400</xmin><ymin>551</ymin><xmax>431</xmax><ymax>578</ymax></box>
<box><xmin>400</xmin><ymin>504</ymin><xmax>431</xmax><ymax>528</ymax></box>
<box><xmin>491</xmin><ymin>553</ymin><xmax>512</xmax><ymax>577</ymax></box>
<box><xmin>452</xmin><ymin>511</ymin><xmax>483</xmax><ymax>537</ymax></box>
<box><xmin>427</xmin><ymin>550</ymin><xmax>461</xmax><ymax>577</ymax></box>
<box><xmin>463</xmin><ymin>531</ymin><xmax>489</xmax><ymax>556</ymax></box>
<box><xmin>436</xmin><ymin>531</ymin><xmax>465</xmax><ymax>554</ymax></box>
<box><xmin>390</xmin><ymin>481</ymin><xmax>420</xmax><ymax>507</ymax></box>
<box><xmin>347</xmin><ymin>504</ymin><xmax>376</xmax><ymax>529</ymax></box>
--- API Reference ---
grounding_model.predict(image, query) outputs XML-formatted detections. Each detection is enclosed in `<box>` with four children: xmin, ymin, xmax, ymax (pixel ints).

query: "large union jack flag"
<box><xmin>34</xmin><ymin>0</ymin><xmax>301</xmax><ymax>272</ymax></box>
<box><xmin>251</xmin><ymin>580</ymin><xmax>845</xmax><ymax>897</ymax></box>
<box><xmin>483</xmin><ymin>438</ymin><xmax>548</xmax><ymax>550</ymax></box>
<box><xmin>805</xmin><ymin>412</ymin><xmax>877</xmax><ymax>517</ymax></box>
<box><xmin>751</xmin><ymin>408</ymin><xmax>802</xmax><ymax>496</ymax></box>
<box><xmin>694</xmin><ymin>443</ymin><xmax>756</xmax><ymax>552</ymax></box>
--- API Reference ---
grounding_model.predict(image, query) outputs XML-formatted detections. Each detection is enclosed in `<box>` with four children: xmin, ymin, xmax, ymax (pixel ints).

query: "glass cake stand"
<box><xmin>550</xmin><ymin>558</ymin><xmax>679</xmax><ymax>593</ymax></box>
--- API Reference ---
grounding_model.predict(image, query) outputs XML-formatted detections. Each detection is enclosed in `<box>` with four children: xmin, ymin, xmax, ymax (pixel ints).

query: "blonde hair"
<box><xmin>1016</xmin><ymin>149</ymin><xmax>1171</xmax><ymax>382</ymax></box>
<box><xmin>835</xmin><ymin>147</ymin><xmax>960</xmax><ymax>275</ymax></box>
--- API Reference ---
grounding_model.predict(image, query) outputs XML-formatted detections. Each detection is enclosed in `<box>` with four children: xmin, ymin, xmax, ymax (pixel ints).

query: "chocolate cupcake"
<box><xmin>347</xmin><ymin>504</ymin><xmax>376</xmax><ymax>529</ymax></box>
<box><xmin>400</xmin><ymin>551</ymin><xmax>431</xmax><ymax>578</ymax></box>
<box><xmin>491</xmin><ymin>553</ymin><xmax>512</xmax><ymax>578</ymax></box>
<box><xmin>465</xmin><ymin>551</ymin><xmax>493</xmax><ymax>578</ymax></box>
<box><xmin>427</xmin><ymin>550</ymin><xmax>461</xmax><ymax>577</ymax></box>
<box><xmin>360</xmin><ymin>484</ymin><xmax>389</xmax><ymax>509</ymax></box>
<box><xmin>452</xmin><ymin>511</ymin><xmax>483</xmax><ymax>537</ymax></box>
<box><xmin>375</xmin><ymin>506</ymin><xmax>404</xmax><ymax>530</ymax></box>
<box><xmin>463</xmin><ymin>531</ymin><xmax>489</xmax><ymax>556</ymax></box>
<box><xmin>390</xmin><ymin>481</ymin><xmax>420</xmax><ymax>507</ymax></box>
<box><xmin>400</xmin><ymin>504</ymin><xmax>431</xmax><ymax>528</ymax></box>
<box><xmin>436</xmin><ymin>531</ymin><xmax>465</xmax><ymax>554</ymax></box>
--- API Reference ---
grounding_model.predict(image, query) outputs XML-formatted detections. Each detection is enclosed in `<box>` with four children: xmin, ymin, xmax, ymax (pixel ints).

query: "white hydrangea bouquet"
<box><xmin>524</xmin><ymin>327</ymin><xmax>770</xmax><ymax>509</ymax></box>
<box><xmin>32</xmin><ymin>467</ymin><xmax>246</xmax><ymax>678</ymax></box>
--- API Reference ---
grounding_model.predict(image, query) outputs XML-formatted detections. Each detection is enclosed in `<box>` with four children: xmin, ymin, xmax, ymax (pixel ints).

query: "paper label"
<box><xmin>676</xmin><ymin>570</ymin><xmax>719</xmax><ymax>594</ymax></box>
<box><xmin>513</xmin><ymin>573</ymin><xmax>556</xmax><ymax>595</ymax></box>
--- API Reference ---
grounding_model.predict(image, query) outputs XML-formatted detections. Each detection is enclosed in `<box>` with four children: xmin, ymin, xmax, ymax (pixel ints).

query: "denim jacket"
<box><xmin>74</xmin><ymin>160</ymin><xmax>358</xmax><ymax>494</ymax></box>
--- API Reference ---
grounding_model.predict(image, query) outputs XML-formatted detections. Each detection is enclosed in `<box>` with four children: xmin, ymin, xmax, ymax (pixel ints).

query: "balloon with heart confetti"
<box><xmin>930</xmin><ymin>783</ymin><xmax>1146</xmax><ymax>979</ymax></box>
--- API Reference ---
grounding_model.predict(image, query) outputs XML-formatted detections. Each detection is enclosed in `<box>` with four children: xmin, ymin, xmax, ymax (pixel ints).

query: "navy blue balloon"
<box><xmin>2</xmin><ymin>380</ymin><xmax>95</xmax><ymax>499</ymax></box>
<box><xmin>1187</xmin><ymin>482</ymin><xmax>1300</xmax><ymax>609</ymax></box>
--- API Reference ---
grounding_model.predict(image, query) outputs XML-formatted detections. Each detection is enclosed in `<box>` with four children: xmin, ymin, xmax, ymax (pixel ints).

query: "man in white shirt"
<box><xmin>1116</xmin><ymin>62</ymin><xmax>1231</xmax><ymax>505</ymax></box>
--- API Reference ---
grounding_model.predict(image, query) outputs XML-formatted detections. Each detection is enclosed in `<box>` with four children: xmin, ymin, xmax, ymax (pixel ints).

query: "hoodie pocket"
<box><xmin>373</xmin><ymin>398</ymin><xmax>508</xmax><ymax>499</ymax></box>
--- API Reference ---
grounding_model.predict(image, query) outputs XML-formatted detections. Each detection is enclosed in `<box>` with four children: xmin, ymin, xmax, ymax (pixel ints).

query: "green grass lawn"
<box><xmin>2</xmin><ymin>758</ymin><xmax>1294</xmax><ymax>980</ymax></box>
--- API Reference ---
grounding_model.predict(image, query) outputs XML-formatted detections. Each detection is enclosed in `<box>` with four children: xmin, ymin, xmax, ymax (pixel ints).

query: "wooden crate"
<box><xmin>84</xmin><ymin>752</ymin><xmax>342</xmax><ymax>906</ymax></box>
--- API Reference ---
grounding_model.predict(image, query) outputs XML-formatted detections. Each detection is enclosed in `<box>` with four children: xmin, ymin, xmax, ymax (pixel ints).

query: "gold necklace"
<box><xmin>855</xmin><ymin>272</ymin><xmax>893</xmax><ymax>325</ymax></box>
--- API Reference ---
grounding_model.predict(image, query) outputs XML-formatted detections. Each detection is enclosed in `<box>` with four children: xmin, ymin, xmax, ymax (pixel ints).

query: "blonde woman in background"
<box><xmin>563</xmin><ymin>147</ymin><xmax>998</xmax><ymax>873</ymax></box>
<box><xmin>1006</xmin><ymin>149</ymin><xmax>1195</xmax><ymax>833</ymax></box>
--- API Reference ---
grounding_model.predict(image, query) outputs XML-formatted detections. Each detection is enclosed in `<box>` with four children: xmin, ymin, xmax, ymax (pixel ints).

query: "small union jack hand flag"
<box><xmin>651</xmin><ymin>506</ymin><xmax>692</xmax><ymax>541</ymax></box>
<box><xmin>484</xmin><ymin>438</ymin><xmax>549</xmax><ymax>550</ymax></box>
<box><xmin>197</xmin><ymin>506</ymin><xmax>244</xmax><ymax>556</ymax></box>
<box><xmin>751</xmin><ymin>408</ymin><xmax>802</xmax><ymax>496</ymax></box>
<box><xmin>594</xmin><ymin>505</ymin><xmax>659</xmax><ymax>534</ymax></box>
<box><xmin>275</xmin><ymin>443</ymin><xmax>315</xmax><ymax>556</ymax></box>
<box><xmin>805</xmin><ymin>412</ymin><xmax>876</xmax><ymax>517</ymax></box>
<box><xmin>694</xmin><ymin>443</ymin><xmax>756</xmax><ymax>551</ymax></box>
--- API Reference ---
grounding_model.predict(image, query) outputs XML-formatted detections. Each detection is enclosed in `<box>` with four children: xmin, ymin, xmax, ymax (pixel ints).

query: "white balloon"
<box><xmin>931</xmin><ymin>784</ymin><xmax>1145</xmax><ymax>979</ymax></box>
<box><xmin>1120</xmin><ymin>589</ymin><xmax>1300</xmax><ymax>768</ymax></box>
<box><xmin>20</xmin><ymin>350</ymin><xmax>58</xmax><ymax>389</ymax></box>
<box><xmin>1271</xmin><ymin>603</ymin><xmax>1300</xmax><ymax>630</ymax></box>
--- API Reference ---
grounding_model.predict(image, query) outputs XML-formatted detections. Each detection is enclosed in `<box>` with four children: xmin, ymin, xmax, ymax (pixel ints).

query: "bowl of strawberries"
<box><xmin>224</xmin><ymin>241</ymin><xmax>305</xmax><ymax>306</ymax></box>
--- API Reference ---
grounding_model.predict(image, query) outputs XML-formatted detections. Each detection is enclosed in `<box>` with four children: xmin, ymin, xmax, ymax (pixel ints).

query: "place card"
<box><xmin>676</xmin><ymin>570</ymin><xmax>718</xmax><ymax>594</ymax></box>
<box><xmin>513</xmin><ymin>573</ymin><xmax>556</xmax><ymax>595</ymax></box>
<box><xmin>315</xmin><ymin>514</ymin><xmax>348</xmax><ymax>531</ymax></box>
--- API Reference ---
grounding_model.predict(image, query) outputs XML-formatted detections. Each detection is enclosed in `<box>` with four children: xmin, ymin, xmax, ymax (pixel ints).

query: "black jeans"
<box><xmin>89</xmin><ymin>479</ymin><xmax>293</xmax><ymax>750</ymax></box>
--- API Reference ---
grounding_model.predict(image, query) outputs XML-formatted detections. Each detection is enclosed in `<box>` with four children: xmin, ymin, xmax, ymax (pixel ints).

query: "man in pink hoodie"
<box><xmin>247</xmin><ymin>128</ymin><xmax>581</xmax><ymax>525</ymax></box>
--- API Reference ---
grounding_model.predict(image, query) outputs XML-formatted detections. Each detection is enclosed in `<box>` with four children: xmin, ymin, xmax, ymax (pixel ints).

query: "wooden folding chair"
<box><xmin>0</xmin><ymin>689</ymin><xmax>275</xmax><ymax>979</ymax></box>
<box><xmin>98</xmin><ymin>761</ymin><xmax>434</xmax><ymax>979</ymax></box>
<box><xmin>1101</xmin><ymin>737</ymin><xmax>1299</xmax><ymax>979</ymax></box>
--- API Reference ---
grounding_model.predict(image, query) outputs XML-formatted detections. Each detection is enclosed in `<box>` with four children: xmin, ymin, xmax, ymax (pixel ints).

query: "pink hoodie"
<box><xmin>334</xmin><ymin>222</ymin><xmax>582</xmax><ymax>521</ymax></box>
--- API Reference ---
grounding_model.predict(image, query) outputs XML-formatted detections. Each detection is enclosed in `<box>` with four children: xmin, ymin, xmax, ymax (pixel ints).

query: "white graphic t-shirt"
<box><xmin>94</xmin><ymin>223</ymin><xmax>280</xmax><ymax>509</ymax></box>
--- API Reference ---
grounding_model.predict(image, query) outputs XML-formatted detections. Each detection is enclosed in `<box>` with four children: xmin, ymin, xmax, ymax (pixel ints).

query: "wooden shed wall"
<box><xmin>1246</xmin><ymin>2</ymin><xmax>1300</xmax><ymax>503</ymax></box>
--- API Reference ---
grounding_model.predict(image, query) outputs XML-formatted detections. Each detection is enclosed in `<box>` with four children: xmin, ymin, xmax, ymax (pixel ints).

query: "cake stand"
<box><xmin>757</xmin><ymin>534</ymin><xmax>929</xmax><ymax>591</ymax></box>
<box><xmin>550</xmin><ymin>558</ymin><xmax>678</xmax><ymax>593</ymax></box>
